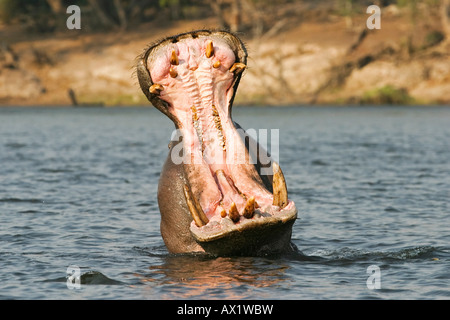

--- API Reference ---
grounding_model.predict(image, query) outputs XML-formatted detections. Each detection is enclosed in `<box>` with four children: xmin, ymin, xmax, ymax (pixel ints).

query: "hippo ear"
<box><xmin>136</xmin><ymin>57</ymin><xmax>181</xmax><ymax>127</ymax></box>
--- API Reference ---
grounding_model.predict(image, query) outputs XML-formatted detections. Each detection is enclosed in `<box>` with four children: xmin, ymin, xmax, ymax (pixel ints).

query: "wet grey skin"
<box><xmin>137</xmin><ymin>29</ymin><xmax>297</xmax><ymax>256</ymax></box>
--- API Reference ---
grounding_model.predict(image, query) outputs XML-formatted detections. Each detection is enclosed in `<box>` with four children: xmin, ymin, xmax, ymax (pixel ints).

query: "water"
<box><xmin>0</xmin><ymin>105</ymin><xmax>449</xmax><ymax>300</ymax></box>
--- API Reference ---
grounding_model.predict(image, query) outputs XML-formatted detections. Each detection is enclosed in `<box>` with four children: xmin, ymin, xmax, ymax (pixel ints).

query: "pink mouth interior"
<box><xmin>147</xmin><ymin>36</ymin><xmax>277</xmax><ymax>223</ymax></box>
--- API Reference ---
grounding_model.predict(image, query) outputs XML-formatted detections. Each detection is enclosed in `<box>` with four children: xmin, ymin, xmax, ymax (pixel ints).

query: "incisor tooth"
<box><xmin>213</xmin><ymin>61</ymin><xmax>221</xmax><ymax>68</ymax></box>
<box><xmin>183</xmin><ymin>184</ymin><xmax>209</xmax><ymax>227</ymax></box>
<box><xmin>170</xmin><ymin>49</ymin><xmax>179</xmax><ymax>65</ymax></box>
<box><xmin>242</xmin><ymin>196</ymin><xmax>255</xmax><ymax>219</ymax></box>
<box><xmin>205</xmin><ymin>40</ymin><xmax>214</xmax><ymax>58</ymax></box>
<box><xmin>228</xmin><ymin>202</ymin><xmax>240</xmax><ymax>223</ymax></box>
<box><xmin>272</xmin><ymin>162</ymin><xmax>288</xmax><ymax>209</ymax></box>
<box><xmin>149</xmin><ymin>83</ymin><xmax>164</xmax><ymax>95</ymax></box>
<box><xmin>229</xmin><ymin>62</ymin><xmax>246</xmax><ymax>74</ymax></box>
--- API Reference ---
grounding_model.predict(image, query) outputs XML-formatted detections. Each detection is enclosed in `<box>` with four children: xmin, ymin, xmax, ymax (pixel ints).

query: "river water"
<box><xmin>0</xmin><ymin>105</ymin><xmax>449</xmax><ymax>300</ymax></box>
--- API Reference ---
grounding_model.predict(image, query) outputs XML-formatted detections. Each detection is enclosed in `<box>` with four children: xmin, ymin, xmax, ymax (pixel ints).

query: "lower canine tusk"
<box><xmin>149</xmin><ymin>83</ymin><xmax>164</xmax><ymax>95</ymax></box>
<box><xmin>183</xmin><ymin>184</ymin><xmax>209</xmax><ymax>227</ymax></box>
<box><xmin>229</xmin><ymin>62</ymin><xmax>246</xmax><ymax>74</ymax></box>
<box><xmin>272</xmin><ymin>162</ymin><xmax>288</xmax><ymax>209</ymax></box>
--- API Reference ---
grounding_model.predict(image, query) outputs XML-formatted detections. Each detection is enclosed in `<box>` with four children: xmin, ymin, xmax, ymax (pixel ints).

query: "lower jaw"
<box><xmin>190</xmin><ymin>201</ymin><xmax>297</xmax><ymax>256</ymax></box>
<box><xmin>180</xmin><ymin>116</ymin><xmax>292</xmax><ymax>214</ymax></box>
<box><xmin>176</xmin><ymin>117</ymin><xmax>297</xmax><ymax>248</ymax></box>
<box><xmin>191</xmin><ymin>200</ymin><xmax>297</xmax><ymax>240</ymax></box>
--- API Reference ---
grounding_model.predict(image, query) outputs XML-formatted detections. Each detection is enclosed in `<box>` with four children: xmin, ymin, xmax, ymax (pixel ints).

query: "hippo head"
<box><xmin>137</xmin><ymin>30</ymin><xmax>297</xmax><ymax>256</ymax></box>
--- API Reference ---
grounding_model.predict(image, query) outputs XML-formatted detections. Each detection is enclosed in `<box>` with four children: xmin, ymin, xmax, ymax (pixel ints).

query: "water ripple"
<box><xmin>1</xmin><ymin>106</ymin><xmax>449</xmax><ymax>299</ymax></box>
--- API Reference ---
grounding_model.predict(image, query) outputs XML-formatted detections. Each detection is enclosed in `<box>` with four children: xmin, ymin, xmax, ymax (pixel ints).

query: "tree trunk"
<box><xmin>210</xmin><ymin>0</ymin><xmax>229</xmax><ymax>30</ymax></box>
<box><xmin>113</xmin><ymin>0</ymin><xmax>127</xmax><ymax>30</ymax></box>
<box><xmin>441</xmin><ymin>0</ymin><xmax>450</xmax><ymax>42</ymax></box>
<box><xmin>46</xmin><ymin>0</ymin><xmax>67</xmax><ymax>30</ymax></box>
<box><xmin>46</xmin><ymin>0</ymin><xmax>64</xmax><ymax>14</ymax></box>
<box><xmin>87</xmin><ymin>0</ymin><xmax>116</xmax><ymax>28</ymax></box>
<box><xmin>230</xmin><ymin>0</ymin><xmax>241</xmax><ymax>33</ymax></box>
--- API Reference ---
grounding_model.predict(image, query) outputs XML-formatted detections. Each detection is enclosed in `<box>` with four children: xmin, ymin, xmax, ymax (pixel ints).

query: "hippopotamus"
<box><xmin>136</xmin><ymin>30</ymin><xmax>297</xmax><ymax>256</ymax></box>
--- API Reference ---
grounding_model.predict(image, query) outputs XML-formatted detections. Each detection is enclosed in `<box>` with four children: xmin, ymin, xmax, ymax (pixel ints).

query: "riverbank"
<box><xmin>1</xmin><ymin>6</ymin><xmax>449</xmax><ymax>106</ymax></box>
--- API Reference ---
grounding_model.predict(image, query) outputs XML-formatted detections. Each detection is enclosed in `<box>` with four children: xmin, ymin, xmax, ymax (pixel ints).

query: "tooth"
<box><xmin>242</xmin><ymin>196</ymin><xmax>255</xmax><ymax>219</ymax></box>
<box><xmin>205</xmin><ymin>40</ymin><xmax>214</xmax><ymax>58</ymax></box>
<box><xmin>272</xmin><ymin>162</ymin><xmax>288</xmax><ymax>209</ymax></box>
<box><xmin>149</xmin><ymin>83</ymin><xmax>164</xmax><ymax>95</ymax></box>
<box><xmin>228</xmin><ymin>202</ymin><xmax>240</xmax><ymax>223</ymax></box>
<box><xmin>183</xmin><ymin>184</ymin><xmax>209</xmax><ymax>227</ymax></box>
<box><xmin>212</xmin><ymin>105</ymin><xmax>226</xmax><ymax>150</ymax></box>
<box><xmin>170</xmin><ymin>49</ymin><xmax>179</xmax><ymax>65</ymax></box>
<box><xmin>211</xmin><ymin>105</ymin><xmax>219</xmax><ymax>117</ymax></box>
<box><xmin>191</xmin><ymin>106</ymin><xmax>204</xmax><ymax>153</ymax></box>
<box><xmin>213</xmin><ymin>61</ymin><xmax>221</xmax><ymax>68</ymax></box>
<box><xmin>169</xmin><ymin>67</ymin><xmax>178</xmax><ymax>78</ymax></box>
<box><xmin>220</xmin><ymin>208</ymin><xmax>227</xmax><ymax>218</ymax></box>
<box><xmin>229</xmin><ymin>62</ymin><xmax>246</xmax><ymax>74</ymax></box>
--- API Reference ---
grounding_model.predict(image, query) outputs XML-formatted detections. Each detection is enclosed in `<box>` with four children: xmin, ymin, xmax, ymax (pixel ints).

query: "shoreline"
<box><xmin>1</xmin><ymin>8</ymin><xmax>450</xmax><ymax>107</ymax></box>
<box><xmin>1</xmin><ymin>103</ymin><xmax>448</xmax><ymax>109</ymax></box>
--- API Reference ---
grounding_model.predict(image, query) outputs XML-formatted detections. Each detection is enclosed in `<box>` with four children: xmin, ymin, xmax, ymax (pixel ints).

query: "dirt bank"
<box><xmin>1</xmin><ymin>8</ymin><xmax>449</xmax><ymax>106</ymax></box>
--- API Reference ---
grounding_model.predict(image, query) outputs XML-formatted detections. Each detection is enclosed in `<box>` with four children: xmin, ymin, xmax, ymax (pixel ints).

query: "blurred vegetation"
<box><xmin>1</xmin><ymin>0</ymin><xmax>449</xmax><ymax>105</ymax></box>
<box><xmin>361</xmin><ymin>85</ymin><xmax>415</xmax><ymax>104</ymax></box>
<box><xmin>0</xmin><ymin>0</ymin><xmax>448</xmax><ymax>41</ymax></box>
<box><xmin>0</xmin><ymin>0</ymin><xmax>210</xmax><ymax>32</ymax></box>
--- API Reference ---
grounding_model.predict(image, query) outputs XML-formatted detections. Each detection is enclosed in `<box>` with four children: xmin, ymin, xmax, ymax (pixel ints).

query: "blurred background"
<box><xmin>1</xmin><ymin>0</ymin><xmax>449</xmax><ymax>106</ymax></box>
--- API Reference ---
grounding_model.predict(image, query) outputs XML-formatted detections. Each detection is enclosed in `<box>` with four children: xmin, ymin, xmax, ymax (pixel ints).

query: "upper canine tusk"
<box><xmin>205</xmin><ymin>40</ymin><xmax>214</xmax><ymax>58</ymax></box>
<box><xmin>149</xmin><ymin>83</ymin><xmax>164</xmax><ymax>95</ymax></box>
<box><xmin>183</xmin><ymin>184</ymin><xmax>209</xmax><ymax>227</ymax></box>
<box><xmin>229</xmin><ymin>62</ymin><xmax>246</xmax><ymax>74</ymax></box>
<box><xmin>170</xmin><ymin>49</ymin><xmax>179</xmax><ymax>65</ymax></box>
<box><xmin>272</xmin><ymin>162</ymin><xmax>288</xmax><ymax>209</ymax></box>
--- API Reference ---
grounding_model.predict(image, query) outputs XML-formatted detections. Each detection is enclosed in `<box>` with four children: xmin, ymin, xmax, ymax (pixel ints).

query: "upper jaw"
<box><xmin>136</xmin><ymin>30</ymin><xmax>247</xmax><ymax>127</ymax></box>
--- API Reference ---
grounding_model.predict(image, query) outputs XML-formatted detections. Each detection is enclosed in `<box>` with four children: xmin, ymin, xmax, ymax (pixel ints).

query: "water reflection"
<box><xmin>139</xmin><ymin>254</ymin><xmax>292</xmax><ymax>299</ymax></box>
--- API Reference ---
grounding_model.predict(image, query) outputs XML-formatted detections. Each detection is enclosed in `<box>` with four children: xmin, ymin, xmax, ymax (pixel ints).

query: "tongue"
<box><xmin>214</xmin><ymin>169</ymin><xmax>246</xmax><ymax>212</ymax></box>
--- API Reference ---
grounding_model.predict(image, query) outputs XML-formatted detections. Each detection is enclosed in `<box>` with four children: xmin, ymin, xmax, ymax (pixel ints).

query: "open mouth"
<box><xmin>137</xmin><ymin>30</ymin><xmax>297</xmax><ymax>254</ymax></box>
